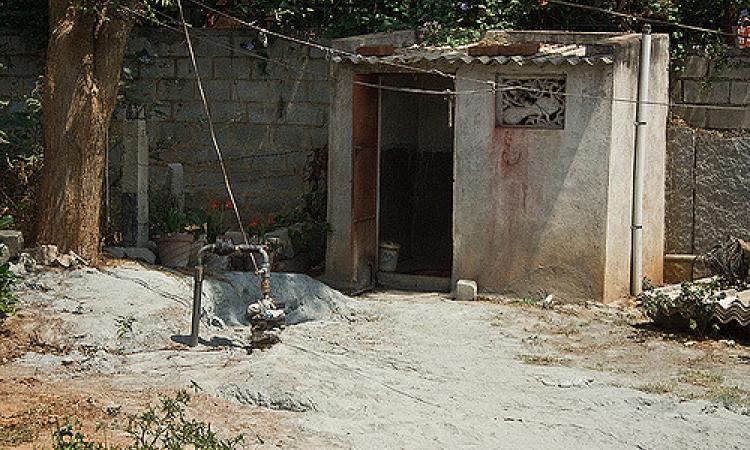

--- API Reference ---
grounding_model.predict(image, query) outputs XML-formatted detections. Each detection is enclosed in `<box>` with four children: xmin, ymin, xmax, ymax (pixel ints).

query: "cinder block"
<box><xmin>213</xmin><ymin>57</ymin><xmax>251</xmax><ymax>80</ymax></box>
<box><xmin>306</xmin><ymin>82</ymin><xmax>332</xmax><ymax>104</ymax></box>
<box><xmin>730</xmin><ymin>81</ymin><xmax>750</xmax><ymax>105</ymax></box>
<box><xmin>706</xmin><ymin>108</ymin><xmax>750</xmax><ymax>129</ymax></box>
<box><xmin>202</xmin><ymin>80</ymin><xmax>234</xmax><ymax>102</ymax></box>
<box><xmin>455</xmin><ymin>279</ymin><xmax>478</xmax><ymax>301</ymax></box>
<box><xmin>710</xmin><ymin>57</ymin><xmax>750</xmax><ymax>79</ymax></box>
<box><xmin>284</xmin><ymin>103</ymin><xmax>326</xmax><ymax>126</ymax></box>
<box><xmin>175</xmin><ymin>57</ymin><xmax>212</xmax><ymax>78</ymax></box>
<box><xmin>156</xmin><ymin>79</ymin><xmax>194</xmax><ymax>101</ymax></box>
<box><xmin>272</xmin><ymin>125</ymin><xmax>308</xmax><ymax>148</ymax></box>
<box><xmin>681</xmin><ymin>55</ymin><xmax>709</xmax><ymax>78</ymax></box>
<box><xmin>0</xmin><ymin>231</ymin><xmax>24</xmax><ymax>259</ymax></box>
<box><xmin>235</xmin><ymin>80</ymin><xmax>281</xmax><ymax>102</ymax></box>
<box><xmin>683</xmin><ymin>80</ymin><xmax>730</xmax><ymax>105</ymax></box>
<box><xmin>140</xmin><ymin>58</ymin><xmax>175</xmax><ymax>79</ymax></box>
<box><xmin>246</xmin><ymin>102</ymin><xmax>280</xmax><ymax>124</ymax></box>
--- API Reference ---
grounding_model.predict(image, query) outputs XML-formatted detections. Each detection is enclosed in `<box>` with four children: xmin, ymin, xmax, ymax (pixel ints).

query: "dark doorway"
<box><xmin>378</xmin><ymin>74</ymin><xmax>454</xmax><ymax>278</ymax></box>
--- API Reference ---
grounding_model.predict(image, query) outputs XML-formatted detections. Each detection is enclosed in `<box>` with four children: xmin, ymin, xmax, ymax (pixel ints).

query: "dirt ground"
<box><xmin>1</xmin><ymin>264</ymin><xmax>749</xmax><ymax>448</ymax></box>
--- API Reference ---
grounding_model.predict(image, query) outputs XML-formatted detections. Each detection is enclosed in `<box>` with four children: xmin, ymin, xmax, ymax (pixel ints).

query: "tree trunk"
<box><xmin>35</xmin><ymin>1</ymin><xmax>137</xmax><ymax>262</ymax></box>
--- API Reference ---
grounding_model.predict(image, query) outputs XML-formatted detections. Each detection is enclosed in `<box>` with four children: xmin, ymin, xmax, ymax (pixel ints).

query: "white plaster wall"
<box><xmin>453</xmin><ymin>64</ymin><xmax>616</xmax><ymax>302</ymax></box>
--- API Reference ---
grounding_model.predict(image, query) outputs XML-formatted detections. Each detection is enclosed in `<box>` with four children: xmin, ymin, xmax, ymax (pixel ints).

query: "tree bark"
<box><xmin>35</xmin><ymin>1</ymin><xmax>137</xmax><ymax>261</ymax></box>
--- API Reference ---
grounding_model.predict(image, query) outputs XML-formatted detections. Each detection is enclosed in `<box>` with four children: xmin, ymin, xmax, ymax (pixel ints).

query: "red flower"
<box><xmin>267</xmin><ymin>215</ymin><xmax>276</xmax><ymax>226</ymax></box>
<box><xmin>225</xmin><ymin>198</ymin><xmax>234</xmax><ymax>210</ymax></box>
<box><xmin>209</xmin><ymin>199</ymin><xmax>221</xmax><ymax>210</ymax></box>
<box><xmin>249</xmin><ymin>217</ymin><xmax>260</xmax><ymax>229</ymax></box>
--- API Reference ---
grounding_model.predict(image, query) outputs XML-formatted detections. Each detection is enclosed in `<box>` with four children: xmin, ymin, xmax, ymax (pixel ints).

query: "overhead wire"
<box><xmin>545</xmin><ymin>0</ymin><xmax>737</xmax><ymax>38</ymax></box>
<box><xmin>171</xmin><ymin>0</ymin><xmax>749</xmax><ymax>111</ymax></box>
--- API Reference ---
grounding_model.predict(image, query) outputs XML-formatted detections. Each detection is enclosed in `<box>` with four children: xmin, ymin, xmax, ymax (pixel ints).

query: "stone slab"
<box><xmin>665</xmin><ymin>126</ymin><xmax>695</xmax><ymax>254</ymax></box>
<box><xmin>0</xmin><ymin>230</ymin><xmax>23</xmax><ymax>259</ymax></box>
<box><xmin>455</xmin><ymin>279</ymin><xmax>478</xmax><ymax>301</ymax></box>
<box><xmin>693</xmin><ymin>134</ymin><xmax>750</xmax><ymax>253</ymax></box>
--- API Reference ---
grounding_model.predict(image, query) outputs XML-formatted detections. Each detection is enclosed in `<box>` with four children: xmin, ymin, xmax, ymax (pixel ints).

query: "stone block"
<box><xmin>236</xmin><ymin>80</ymin><xmax>281</xmax><ymax>102</ymax></box>
<box><xmin>300</xmin><ymin>59</ymin><xmax>330</xmax><ymax>81</ymax></box>
<box><xmin>140</xmin><ymin>58</ymin><xmax>175</xmax><ymax>79</ymax></box>
<box><xmin>265</xmin><ymin>175</ymin><xmax>305</xmax><ymax>193</ymax></box>
<box><xmin>665</xmin><ymin>126</ymin><xmax>695</xmax><ymax>254</ymax></box>
<box><xmin>284</xmin><ymin>103</ymin><xmax>326</xmax><ymax>126</ymax></box>
<box><xmin>306</xmin><ymin>82</ymin><xmax>332</xmax><ymax>104</ymax></box>
<box><xmin>246</xmin><ymin>102</ymin><xmax>280</xmax><ymax>124</ymax></box>
<box><xmin>693</xmin><ymin>135</ymin><xmax>750</xmax><ymax>253</ymax></box>
<box><xmin>681</xmin><ymin>55</ymin><xmax>709</xmax><ymax>78</ymax></box>
<box><xmin>172</xmin><ymin>102</ymin><xmax>205</xmax><ymax>122</ymax></box>
<box><xmin>0</xmin><ymin>230</ymin><xmax>24</xmax><ymax>259</ymax></box>
<box><xmin>308</xmin><ymin>127</ymin><xmax>328</xmax><ymax>148</ymax></box>
<box><xmin>730</xmin><ymin>81</ymin><xmax>750</xmax><ymax>105</ymax></box>
<box><xmin>671</xmin><ymin>105</ymin><xmax>707</xmax><ymax>128</ymax></box>
<box><xmin>209</xmin><ymin>101</ymin><xmax>245</xmax><ymax>122</ymax></box>
<box><xmin>213</xmin><ymin>57</ymin><xmax>252</xmax><ymax>80</ymax></box>
<box><xmin>683</xmin><ymin>80</ymin><xmax>730</xmax><ymax>105</ymax></box>
<box><xmin>202</xmin><ymin>80</ymin><xmax>235</xmax><ymax>102</ymax></box>
<box><xmin>272</xmin><ymin>126</ymin><xmax>308</xmax><ymax>148</ymax></box>
<box><xmin>710</xmin><ymin>57</ymin><xmax>750</xmax><ymax>79</ymax></box>
<box><xmin>175</xmin><ymin>57</ymin><xmax>212</xmax><ymax>78</ymax></box>
<box><xmin>706</xmin><ymin>108</ymin><xmax>750</xmax><ymax>129</ymax></box>
<box><xmin>156</xmin><ymin>79</ymin><xmax>194</xmax><ymax>101</ymax></box>
<box><xmin>455</xmin><ymin>279</ymin><xmax>477</xmax><ymax>301</ymax></box>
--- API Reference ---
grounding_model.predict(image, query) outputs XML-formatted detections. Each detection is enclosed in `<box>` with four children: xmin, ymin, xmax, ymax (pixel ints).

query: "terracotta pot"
<box><xmin>157</xmin><ymin>233</ymin><xmax>195</xmax><ymax>268</ymax></box>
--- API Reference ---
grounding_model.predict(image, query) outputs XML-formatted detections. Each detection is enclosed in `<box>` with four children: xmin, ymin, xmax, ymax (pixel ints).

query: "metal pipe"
<box><xmin>630</xmin><ymin>24</ymin><xmax>652</xmax><ymax>296</ymax></box>
<box><xmin>189</xmin><ymin>242</ymin><xmax>272</xmax><ymax>347</ymax></box>
<box><xmin>189</xmin><ymin>264</ymin><xmax>204</xmax><ymax>347</ymax></box>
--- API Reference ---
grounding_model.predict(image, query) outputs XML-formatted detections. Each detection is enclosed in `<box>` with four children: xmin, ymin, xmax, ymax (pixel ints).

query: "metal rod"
<box><xmin>189</xmin><ymin>264</ymin><xmax>203</xmax><ymax>347</ymax></box>
<box><xmin>630</xmin><ymin>24</ymin><xmax>652</xmax><ymax>296</ymax></box>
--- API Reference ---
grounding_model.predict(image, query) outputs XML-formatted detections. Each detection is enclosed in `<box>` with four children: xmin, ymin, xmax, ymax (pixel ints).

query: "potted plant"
<box><xmin>154</xmin><ymin>208</ymin><xmax>196</xmax><ymax>268</ymax></box>
<box><xmin>379</xmin><ymin>241</ymin><xmax>400</xmax><ymax>272</ymax></box>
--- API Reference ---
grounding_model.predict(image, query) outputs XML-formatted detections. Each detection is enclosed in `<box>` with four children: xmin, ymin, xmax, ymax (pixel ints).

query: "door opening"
<box><xmin>377</xmin><ymin>74</ymin><xmax>454</xmax><ymax>282</ymax></box>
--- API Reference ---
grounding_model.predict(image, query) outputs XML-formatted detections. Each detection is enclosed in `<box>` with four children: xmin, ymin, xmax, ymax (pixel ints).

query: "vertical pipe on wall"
<box><xmin>631</xmin><ymin>24</ymin><xmax>652</xmax><ymax>296</ymax></box>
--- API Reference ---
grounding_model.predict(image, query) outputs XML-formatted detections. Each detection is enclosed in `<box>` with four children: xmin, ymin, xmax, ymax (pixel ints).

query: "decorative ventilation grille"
<box><xmin>496</xmin><ymin>77</ymin><xmax>566</xmax><ymax>129</ymax></box>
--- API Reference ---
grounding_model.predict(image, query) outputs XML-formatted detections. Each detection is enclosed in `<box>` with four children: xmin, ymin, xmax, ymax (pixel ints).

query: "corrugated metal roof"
<box><xmin>332</xmin><ymin>44</ymin><xmax>614</xmax><ymax>67</ymax></box>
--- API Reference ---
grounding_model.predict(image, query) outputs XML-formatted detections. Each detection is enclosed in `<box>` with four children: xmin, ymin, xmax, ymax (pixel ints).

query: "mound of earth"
<box><xmin>15</xmin><ymin>263</ymin><xmax>352</xmax><ymax>354</ymax></box>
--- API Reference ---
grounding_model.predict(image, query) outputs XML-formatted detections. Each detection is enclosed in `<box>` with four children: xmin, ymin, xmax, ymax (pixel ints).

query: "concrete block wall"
<box><xmin>0</xmin><ymin>29</ymin><xmax>331</xmax><ymax>234</ymax></box>
<box><xmin>666</xmin><ymin>49</ymin><xmax>750</xmax><ymax>282</ymax></box>
<box><xmin>664</xmin><ymin>125</ymin><xmax>750</xmax><ymax>281</ymax></box>
<box><xmin>115</xmin><ymin>28</ymin><xmax>331</xmax><ymax>223</ymax></box>
<box><xmin>671</xmin><ymin>50</ymin><xmax>750</xmax><ymax>129</ymax></box>
<box><xmin>0</xmin><ymin>34</ymin><xmax>45</xmax><ymax>116</ymax></box>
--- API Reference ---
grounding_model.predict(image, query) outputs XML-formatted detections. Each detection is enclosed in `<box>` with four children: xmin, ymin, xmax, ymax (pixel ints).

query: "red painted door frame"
<box><xmin>350</xmin><ymin>74</ymin><xmax>379</xmax><ymax>289</ymax></box>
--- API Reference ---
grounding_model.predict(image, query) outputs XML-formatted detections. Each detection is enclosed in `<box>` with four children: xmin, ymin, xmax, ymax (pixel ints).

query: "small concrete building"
<box><xmin>324</xmin><ymin>30</ymin><xmax>669</xmax><ymax>303</ymax></box>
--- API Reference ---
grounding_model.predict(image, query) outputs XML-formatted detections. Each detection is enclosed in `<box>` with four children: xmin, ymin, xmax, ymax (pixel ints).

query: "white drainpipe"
<box><xmin>631</xmin><ymin>24</ymin><xmax>652</xmax><ymax>296</ymax></box>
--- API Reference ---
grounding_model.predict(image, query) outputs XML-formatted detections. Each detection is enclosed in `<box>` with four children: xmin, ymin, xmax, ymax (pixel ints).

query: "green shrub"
<box><xmin>639</xmin><ymin>279</ymin><xmax>725</xmax><ymax>336</ymax></box>
<box><xmin>0</xmin><ymin>263</ymin><xmax>18</xmax><ymax>319</ymax></box>
<box><xmin>51</xmin><ymin>391</ymin><xmax>244</xmax><ymax>450</ymax></box>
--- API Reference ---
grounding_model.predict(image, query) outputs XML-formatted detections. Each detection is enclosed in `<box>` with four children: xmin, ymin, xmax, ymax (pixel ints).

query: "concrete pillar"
<box><xmin>167</xmin><ymin>163</ymin><xmax>184</xmax><ymax>212</ymax></box>
<box><xmin>121</xmin><ymin>118</ymin><xmax>149</xmax><ymax>247</ymax></box>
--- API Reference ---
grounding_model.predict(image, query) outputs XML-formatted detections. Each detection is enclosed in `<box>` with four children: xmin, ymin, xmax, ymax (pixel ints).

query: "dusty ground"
<box><xmin>1</xmin><ymin>263</ymin><xmax>749</xmax><ymax>448</ymax></box>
